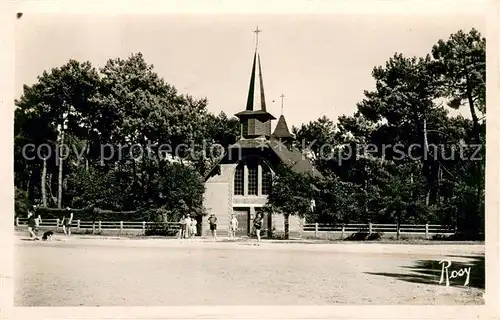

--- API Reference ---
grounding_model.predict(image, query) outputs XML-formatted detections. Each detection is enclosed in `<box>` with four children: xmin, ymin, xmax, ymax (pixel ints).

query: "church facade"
<box><xmin>201</xmin><ymin>39</ymin><xmax>321</xmax><ymax>237</ymax></box>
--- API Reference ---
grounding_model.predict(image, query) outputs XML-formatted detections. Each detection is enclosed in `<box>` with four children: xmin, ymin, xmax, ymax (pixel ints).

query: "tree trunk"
<box><xmin>396</xmin><ymin>217</ymin><xmax>400</xmax><ymax>240</ymax></box>
<box><xmin>41</xmin><ymin>158</ymin><xmax>47</xmax><ymax>207</ymax></box>
<box><xmin>284</xmin><ymin>213</ymin><xmax>290</xmax><ymax>240</ymax></box>
<box><xmin>57</xmin><ymin>129</ymin><xmax>65</xmax><ymax>209</ymax></box>
<box><xmin>423</xmin><ymin>118</ymin><xmax>431</xmax><ymax>207</ymax></box>
<box><xmin>364</xmin><ymin>164</ymin><xmax>369</xmax><ymax>216</ymax></box>
<box><xmin>465</xmin><ymin>71</ymin><xmax>483</xmax><ymax>235</ymax></box>
<box><xmin>26</xmin><ymin>169</ymin><xmax>32</xmax><ymax>200</ymax></box>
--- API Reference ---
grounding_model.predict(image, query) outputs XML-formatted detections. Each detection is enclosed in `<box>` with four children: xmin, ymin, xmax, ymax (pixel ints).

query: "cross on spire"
<box><xmin>253</xmin><ymin>26</ymin><xmax>262</xmax><ymax>51</ymax></box>
<box><xmin>280</xmin><ymin>93</ymin><xmax>285</xmax><ymax>115</ymax></box>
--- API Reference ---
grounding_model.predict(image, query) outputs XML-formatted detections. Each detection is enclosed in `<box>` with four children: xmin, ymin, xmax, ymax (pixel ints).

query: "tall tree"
<box><xmin>15</xmin><ymin>60</ymin><xmax>101</xmax><ymax>207</ymax></box>
<box><xmin>432</xmin><ymin>29</ymin><xmax>485</xmax><ymax>236</ymax></box>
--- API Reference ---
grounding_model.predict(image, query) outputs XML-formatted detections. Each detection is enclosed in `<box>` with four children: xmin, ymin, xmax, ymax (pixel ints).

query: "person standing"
<box><xmin>27</xmin><ymin>210</ymin><xmax>39</xmax><ymax>240</ymax></box>
<box><xmin>183</xmin><ymin>214</ymin><xmax>192</xmax><ymax>238</ymax></box>
<box><xmin>62</xmin><ymin>207</ymin><xmax>73</xmax><ymax>236</ymax></box>
<box><xmin>208</xmin><ymin>213</ymin><xmax>218</xmax><ymax>240</ymax></box>
<box><xmin>190</xmin><ymin>217</ymin><xmax>197</xmax><ymax>238</ymax></box>
<box><xmin>253</xmin><ymin>212</ymin><xmax>263</xmax><ymax>243</ymax></box>
<box><xmin>229</xmin><ymin>214</ymin><xmax>238</xmax><ymax>240</ymax></box>
<box><xmin>178</xmin><ymin>215</ymin><xmax>186</xmax><ymax>239</ymax></box>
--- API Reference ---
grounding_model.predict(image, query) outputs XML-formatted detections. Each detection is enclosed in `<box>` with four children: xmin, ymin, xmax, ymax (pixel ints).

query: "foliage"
<box><xmin>263</xmin><ymin>164</ymin><xmax>315</xmax><ymax>218</ymax></box>
<box><xmin>15</xmin><ymin>187</ymin><xmax>31</xmax><ymax>218</ymax></box>
<box><xmin>14</xmin><ymin>53</ymin><xmax>219</xmax><ymax>221</ymax></box>
<box><xmin>288</xmin><ymin>28</ymin><xmax>485</xmax><ymax>236</ymax></box>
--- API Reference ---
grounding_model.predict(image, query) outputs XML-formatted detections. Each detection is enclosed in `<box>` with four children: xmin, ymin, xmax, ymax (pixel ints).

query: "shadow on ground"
<box><xmin>366</xmin><ymin>255</ymin><xmax>485</xmax><ymax>289</ymax></box>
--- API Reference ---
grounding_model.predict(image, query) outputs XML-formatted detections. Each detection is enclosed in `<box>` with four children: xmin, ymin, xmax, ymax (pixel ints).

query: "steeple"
<box><xmin>244</xmin><ymin>52</ymin><xmax>268</xmax><ymax>112</ymax></box>
<box><xmin>272</xmin><ymin>114</ymin><xmax>293</xmax><ymax>140</ymax></box>
<box><xmin>235</xmin><ymin>27</ymin><xmax>276</xmax><ymax>139</ymax></box>
<box><xmin>271</xmin><ymin>94</ymin><xmax>293</xmax><ymax>143</ymax></box>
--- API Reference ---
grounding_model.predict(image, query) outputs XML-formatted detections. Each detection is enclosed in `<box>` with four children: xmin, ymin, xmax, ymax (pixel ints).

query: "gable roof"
<box><xmin>204</xmin><ymin>138</ymin><xmax>323</xmax><ymax>180</ymax></box>
<box><xmin>268</xmin><ymin>139</ymin><xmax>323</xmax><ymax>178</ymax></box>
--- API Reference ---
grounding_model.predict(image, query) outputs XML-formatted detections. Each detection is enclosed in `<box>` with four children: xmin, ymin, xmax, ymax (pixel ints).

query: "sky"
<box><xmin>15</xmin><ymin>13</ymin><xmax>485</xmax><ymax>129</ymax></box>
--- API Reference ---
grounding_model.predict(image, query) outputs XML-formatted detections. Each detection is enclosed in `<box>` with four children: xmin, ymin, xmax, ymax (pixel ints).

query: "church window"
<box><xmin>234</xmin><ymin>162</ymin><xmax>244</xmax><ymax>195</ymax></box>
<box><xmin>234</xmin><ymin>156</ymin><xmax>273</xmax><ymax>196</ymax></box>
<box><xmin>261</xmin><ymin>163</ymin><xmax>272</xmax><ymax>195</ymax></box>
<box><xmin>247</xmin><ymin>157</ymin><xmax>258</xmax><ymax>195</ymax></box>
<box><xmin>242</xmin><ymin>121</ymin><xmax>249</xmax><ymax>137</ymax></box>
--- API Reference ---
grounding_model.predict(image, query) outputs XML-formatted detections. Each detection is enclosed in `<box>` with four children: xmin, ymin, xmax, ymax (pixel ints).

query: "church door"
<box><xmin>233</xmin><ymin>207</ymin><xmax>250</xmax><ymax>236</ymax></box>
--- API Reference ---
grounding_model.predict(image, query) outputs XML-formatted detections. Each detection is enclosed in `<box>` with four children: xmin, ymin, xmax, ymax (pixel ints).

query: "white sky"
<box><xmin>15</xmin><ymin>13</ymin><xmax>485</xmax><ymax>129</ymax></box>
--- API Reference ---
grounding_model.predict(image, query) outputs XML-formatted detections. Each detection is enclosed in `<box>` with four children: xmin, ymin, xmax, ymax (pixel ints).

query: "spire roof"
<box><xmin>240</xmin><ymin>52</ymin><xmax>269</xmax><ymax>113</ymax></box>
<box><xmin>235</xmin><ymin>27</ymin><xmax>275</xmax><ymax>121</ymax></box>
<box><xmin>272</xmin><ymin>114</ymin><xmax>293</xmax><ymax>139</ymax></box>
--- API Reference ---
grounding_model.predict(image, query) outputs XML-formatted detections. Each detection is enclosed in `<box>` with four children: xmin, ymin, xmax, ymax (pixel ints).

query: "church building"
<box><xmin>202</xmin><ymin>28</ymin><xmax>321</xmax><ymax>237</ymax></box>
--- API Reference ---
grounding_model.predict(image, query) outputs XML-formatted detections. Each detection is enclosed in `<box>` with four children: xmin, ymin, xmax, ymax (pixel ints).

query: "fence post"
<box><xmin>369</xmin><ymin>222</ymin><xmax>373</xmax><ymax>234</ymax></box>
<box><xmin>92</xmin><ymin>222</ymin><xmax>95</xmax><ymax>234</ymax></box>
<box><xmin>341</xmin><ymin>224</ymin><xmax>345</xmax><ymax>240</ymax></box>
<box><xmin>120</xmin><ymin>221</ymin><xmax>123</xmax><ymax>234</ymax></box>
<box><xmin>142</xmin><ymin>221</ymin><xmax>146</xmax><ymax>235</ymax></box>
<box><xmin>77</xmin><ymin>220</ymin><xmax>81</xmax><ymax>230</ymax></box>
<box><xmin>425</xmin><ymin>223</ymin><xmax>429</xmax><ymax>239</ymax></box>
<box><xmin>15</xmin><ymin>217</ymin><xmax>19</xmax><ymax>226</ymax></box>
<box><xmin>314</xmin><ymin>223</ymin><xmax>318</xmax><ymax>238</ymax></box>
<box><xmin>98</xmin><ymin>221</ymin><xmax>102</xmax><ymax>233</ymax></box>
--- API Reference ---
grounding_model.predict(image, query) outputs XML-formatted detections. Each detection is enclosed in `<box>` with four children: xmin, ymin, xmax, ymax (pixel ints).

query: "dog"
<box><xmin>42</xmin><ymin>230</ymin><xmax>54</xmax><ymax>241</ymax></box>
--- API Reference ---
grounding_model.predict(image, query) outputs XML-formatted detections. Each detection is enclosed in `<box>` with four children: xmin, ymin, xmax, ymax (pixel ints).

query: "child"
<box><xmin>229</xmin><ymin>214</ymin><xmax>238</xmax><ymax>240</ymax></box>
<box><xmin>62</xmin><ymin>208</ymin><xmax>74</xmax><ymax>236</ymax></box>
<box><xmin>253</xmin><ymin>213</ymin><xmax>263</xmax><ymax>243</ymax></box>
<box><xmin>27</xmin><ymin>211</ymin><xmax>39</xmax><ymax>240</ymax></box>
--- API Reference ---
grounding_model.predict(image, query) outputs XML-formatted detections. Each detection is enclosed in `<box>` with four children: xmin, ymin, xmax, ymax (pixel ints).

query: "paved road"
<box><xmin>14</xmin><ymin>234</ymin><xmax>485</xmax><ymax>306</ymax></box>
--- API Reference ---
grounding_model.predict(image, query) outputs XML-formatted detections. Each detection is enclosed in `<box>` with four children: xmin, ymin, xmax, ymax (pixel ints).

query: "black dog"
<box><xmin>42</xmin><ymin>231</ymin><xmax>54</xmax><ymax>241</ymax></box>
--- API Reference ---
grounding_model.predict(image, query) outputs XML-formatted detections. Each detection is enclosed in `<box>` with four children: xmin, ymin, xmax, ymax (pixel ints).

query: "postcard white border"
<box><xmin>1</xmin><ymin>0</ymin><xmax>498</xmax><ymax>319</ymax></box>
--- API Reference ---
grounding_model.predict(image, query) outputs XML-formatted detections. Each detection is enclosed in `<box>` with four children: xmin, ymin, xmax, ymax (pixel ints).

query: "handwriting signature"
<box><xmin>439</xmin><ymin>260</ymin><xmax>471</xmax><ymax>287</ymax></box>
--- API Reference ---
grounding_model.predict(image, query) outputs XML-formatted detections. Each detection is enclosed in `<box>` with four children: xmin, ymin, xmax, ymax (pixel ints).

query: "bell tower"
<box><xmin>235</xmin><ymin>27</ymin><xmax>276</xmax><ymax>139</ymax></box>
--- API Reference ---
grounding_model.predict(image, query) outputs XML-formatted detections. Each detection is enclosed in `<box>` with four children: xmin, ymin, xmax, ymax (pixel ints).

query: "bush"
<box><xmin>432</xmin><ymin>233</ymin><xmax>484</xmax><ymax>241</ymax></box>
<box><xmin>15</xmin><ymin>187</ymin><xmax>31</xmax><ymax>218</ymax></box>
<box><xmin>145</xmin><ymin>222</ymin><xmax>178</xmax><ymax>237</ymax></box>
<box><xmin>269</xmin><ymin>232</ymin><xmax>287</xmax><ymax>240</ymax></box>
<box><xmin>345</xmin><ymin>231</ymin><xmax>384</xmax><ymax>241</ymax></box>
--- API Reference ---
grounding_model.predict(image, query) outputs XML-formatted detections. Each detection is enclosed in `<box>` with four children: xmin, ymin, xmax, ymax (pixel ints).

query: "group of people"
<box><xmin>25</xmin><ymin>206</ymin><xmax>74</xmax><ymax>240</ymax></box>
<box><xmin>178</xmin><ymin>213</ymin><xmax>221</xmax><ymax>240</ymax></box>
<box><xmin>228</xmin><ymin>212</ymin><xmax>264</xmax><ymax>242</ymax></box>
<box><xmin>178</xmin><ymin>214</ymin><xmax>198</xmax><ymax>239</ymax></box>
<box><xmin>179</xmin><ymin>211</ymin><xmax>263</xmax><ymax>242</ymax></box>
<box><xmin>26</xmin><ymin>206</ymin><xmax>264</xmax><ymax>242</ymax></box>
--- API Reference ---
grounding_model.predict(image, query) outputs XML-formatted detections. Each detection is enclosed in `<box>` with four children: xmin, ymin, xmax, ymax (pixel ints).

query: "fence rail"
<box><xmin>303</xmin><ymin>222</ymin><xmax>455</xmax><ymax>236</ymax></box>
<box><xmin>15</xmin><ymin>218</ymin><xmax>180</xmax><ymax>233</ymax></box>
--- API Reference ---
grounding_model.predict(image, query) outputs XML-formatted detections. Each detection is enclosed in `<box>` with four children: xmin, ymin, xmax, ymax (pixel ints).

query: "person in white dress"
<box><xmin>190</xmin><ymin>217</ymin><xmax>197</xmax><ymax>238</ymax></box>
<box><xmin>229</xmin><ymin>215</ymin><xmax>238</xmax><ymax>240</ymax></box>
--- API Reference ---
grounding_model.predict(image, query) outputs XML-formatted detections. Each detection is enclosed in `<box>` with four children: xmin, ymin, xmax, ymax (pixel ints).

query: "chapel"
<box><xmin>201</xmin><ymin>28</ymin><xmax>321</xmax><ymax>237</ymax></box>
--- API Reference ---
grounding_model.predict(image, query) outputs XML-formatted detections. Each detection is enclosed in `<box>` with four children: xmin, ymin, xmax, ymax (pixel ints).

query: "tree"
<box><xmin>15</xmin><ymin>53</ymin><xmax>216</xmax><ymax>222</ymax></box>
<box><xmin>264</xmin><ymin>165</ymin><xmax>315</xmax><ymax>239</ymax></box>
<box><xmin>432</xmin><ymin>29</ymin><xmax>486</xmax><ymax>237</ymax></box>
<box><xmin>15</xmin><ymin>60</ymin><xmax>101</xmax><ymax>208</ymax></box>
<box><xmin>432</xmin><ymin>29</ymin><xmax>485</xmax><ymax>139</ymax></box>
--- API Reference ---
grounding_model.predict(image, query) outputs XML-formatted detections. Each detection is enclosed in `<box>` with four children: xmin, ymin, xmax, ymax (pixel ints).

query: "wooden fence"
<box><xmin>15</xmin><ymin>218</ymin><xmax>180</xmax><ymax>234</ymax></box>
<box><xmin>303</xmin><ymin>222</ymin><xmax>455</xmax><ymax>238</ymax></box>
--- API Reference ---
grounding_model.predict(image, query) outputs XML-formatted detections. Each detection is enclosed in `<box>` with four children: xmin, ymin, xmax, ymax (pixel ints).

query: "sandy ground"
<box><xmin>14</xmin><ymin>233</ymin><xmax>485</xmax><ymax>306</ymax></box>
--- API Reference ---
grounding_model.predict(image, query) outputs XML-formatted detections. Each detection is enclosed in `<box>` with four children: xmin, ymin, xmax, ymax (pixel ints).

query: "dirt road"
<box><xmin>14</xmin><ymin>234</ymin><xmax>484</xmax><ymax>306</ymax></box>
